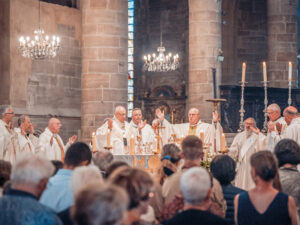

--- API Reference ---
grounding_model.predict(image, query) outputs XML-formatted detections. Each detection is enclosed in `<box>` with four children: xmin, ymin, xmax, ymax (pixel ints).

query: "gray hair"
<box><xmin>11</xmin><ymin>153</ymin><xmax>54</xmax><ymax>186</ymax></box>
<box><xmin>114</xmin><ymin>105</ymin><xmax>126</xmax><ymax>114</ymax></box>
<box><xmin>71</xmin><ymin>165</ymin><xmax>103</xmax><ymax>196</ymax></box>
<box><xmin>17</xmin><ymin>115</ymin><xmax>28</xmax><ymax>127</ymax></box>
<box><xmin>244</xmin><ymin>117</ymin><xmax>256</xmax><ymax>127</ymax></box>
<box><xmin>180</xmin><ymin>167</ymin><xmax>211</xmax><ymax>206</ymax></box>
<box><xmin>72</xmin><ymin>183</ymin><xmax>129</xmax><ymax>225</ymax></box>
<box><xmin>0</xmin><ymin>105</ymin><xmax>12</xmax><ymax>117</ymax></box>
<box><xmin>93</xmin><ymin>151</ymin><xmax>114</xmax><ymax>172</ymax></box>
<box><xmin>268</xmin><ymin>104</ymin><xmax>281</xmax><ymax>114</ymax></box>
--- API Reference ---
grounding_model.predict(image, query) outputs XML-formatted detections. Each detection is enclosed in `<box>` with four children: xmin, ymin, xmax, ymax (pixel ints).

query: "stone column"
<box><xmin>267</xmin><ymin>0</ymin><xmax>298</xmax><ymax>88</ymax></box>
<box><xmin>188</xmin><ymin>0</ymin><xmax>222</xmax><ymax>121</ymax></box>
<box><xmin>81</xmin><ymin>0</ymin><xmax>128</xmax><ymax>143</ymax></box>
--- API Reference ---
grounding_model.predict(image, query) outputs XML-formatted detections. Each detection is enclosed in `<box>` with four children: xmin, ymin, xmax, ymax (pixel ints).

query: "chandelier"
<box><xmin>143</xmin><ymin>32</ymin><xmax>179</xmax><ymax>72</ymax></box>
<box><xmin>19</xmin><ymin>0</ymin><xmax>60</xmax><ymax>60</ymax></box>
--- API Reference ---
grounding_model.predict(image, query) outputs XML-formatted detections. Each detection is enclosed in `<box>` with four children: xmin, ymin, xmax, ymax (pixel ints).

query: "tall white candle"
<box><xmin>262</xmin><ymin>61</ymin><xmax>267</xmax><ymax>82</ymax></box>
<box><xmin>288</xmin><ymin>61</ymin><xmax>292</xmax><ymax>82</ymax></box>
<box><xmin>242</xmin><ymin>62</ymin><xmax>246</xmax><ymax>83</ymax></box>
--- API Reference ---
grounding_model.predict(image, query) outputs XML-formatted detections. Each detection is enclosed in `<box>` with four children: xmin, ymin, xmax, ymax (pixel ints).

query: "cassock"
<box><xmin>264</xmin><ymin>117</ymin><xmax>287</xmax><ymax>151</ymax></box>
<box><xmin>229</xmin><ymin>131</ymin><xmax>265</xmax><ymax>190</ymax></box>
<box><xmin>160</xmin><ymin>119</ymin><xmax>224</xmax><ymax>153</ymax></box>
<box><xmin>127</xmin><ymin>121</ymin><xmax>156</xmax><ymax>147</ymax></box>
<box><xmin>0</xmin><ymin>120</ymin><xmax>20</xmax><ymax>164</ymax></box>
<box><xmin>38</xmin><ymin>128</ymin><xmax>69</xmax><ymax>161</ymax></box>
<box><xmin>96</xmin><ymin>117</ymin><xmax>130</xmax><ymax>154</ymax></box>
<box><xmin>269</xmin><ymin>117</ymin><xmax>300</xmax><ymax>146</ymax></box>
<box><xmin>15</xmin><ymin>128</ymin><xmax>35</xmax><ymax>154</ymax></box>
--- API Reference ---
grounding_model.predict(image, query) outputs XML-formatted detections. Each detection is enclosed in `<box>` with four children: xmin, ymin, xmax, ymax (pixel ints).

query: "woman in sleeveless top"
<box><xmin>234</xmin><ymin>151</ymin><xmax>298</xmax><ymax>225</ymax></box>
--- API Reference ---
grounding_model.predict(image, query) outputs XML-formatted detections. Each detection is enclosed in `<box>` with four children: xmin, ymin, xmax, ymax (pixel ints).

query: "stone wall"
<box><xmin>4</xmin><ymin>0</ymin><xmax>82</xmax><ymax>142</ymax></box>
<box><xmin>222</xmin><ymin>0</ymin><xmax>268</xmax><ymax>86</ymax></box>
<box><xmin>134</xmin><ymin>0</ymin><xmax>189</xmax><ymax>123</ymax></box>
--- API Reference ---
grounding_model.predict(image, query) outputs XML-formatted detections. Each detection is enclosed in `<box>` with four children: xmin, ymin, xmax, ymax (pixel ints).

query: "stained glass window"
<box><xmin>128</xmin><ymin>0</ymin><xmax>134</xmax><ymax>118</ymax></box>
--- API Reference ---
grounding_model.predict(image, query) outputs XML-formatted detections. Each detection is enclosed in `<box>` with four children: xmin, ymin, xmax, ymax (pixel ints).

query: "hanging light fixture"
<box><xmin>143</xmin><ymin>29</ymin><xmax>179</xmax><ymax>72</ymax></box>
<box><xmin>19</xmin><ymin>0</ymin><xmax>60</xmax><ymax>60</ymax></box>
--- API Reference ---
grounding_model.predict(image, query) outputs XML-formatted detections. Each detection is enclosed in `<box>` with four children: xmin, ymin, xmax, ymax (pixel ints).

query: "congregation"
<box><xmin>0</xmin><ymin>104</ymin><xmax>300</xmax><ymax>225</ymax></box>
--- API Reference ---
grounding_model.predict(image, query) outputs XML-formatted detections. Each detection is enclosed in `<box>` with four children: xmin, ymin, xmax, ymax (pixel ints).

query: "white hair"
<box><xmin>180</xmin><ymin>167</ymin><xmax>211</xmax><ymax>205</ymax></box>
<box><xmin>268</xmin><ymin>103</ymin><xmax>281</xmax><ymax>114</ymax></box>
<box><xmin>11</xmin><ymin>153</ymin><xmax>54</xmax><ymax>186</ymax></box>
<box><xmin>244</xmin><ymin>117</ymin><xmax>256</xmax><ymax>127</ymax></box>
<box><xmin>114</xmin><ymin>105</ymin><xmax>126</xmax><ymax>114</ymax></box>
<box><xmin>0</xmin><ymin>105</ymin><xmax>12</xmax><ymax>117</ymax></box>
<box><xmin>71</xmin><ymin>165</ymin><xmax>103</xmax><ymax>196</ymax></box>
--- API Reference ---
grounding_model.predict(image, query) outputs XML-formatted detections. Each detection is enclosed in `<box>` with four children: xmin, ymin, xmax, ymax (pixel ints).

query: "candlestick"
<box><xmin>199</xmin><ymin>130</ymin><xmax>204</xmax><ymax>144</ymax></box>
<box><xmin>107</xmin><ymin>129</ymin><xmax>111</xmax><ymax>148</ymax></box>
<box><xmin>242</xmin><ymin>62</ymin><xmax>246</xmax><ymax>83</ymax></box>
<box><xmin>92</xmin><ymin>132</ymin><xmax>96</xmax><ymax>153</ymax></box>
<box><xmin>237</xmin><ymin>81</ymin><xmax>247</xmax><ymax>132</ymax></box>
<box><xmin>220</xmin><ymin>133</ymin><xmax>226</xmax><ymax>152</ymax></box>
<box><xmin>130</xmin><ymin>135</ymin><xmax>135</xmax><ymax>155</ymax></box>
<box><xmin>261</xmin><ymin>80</ymin><xmax>269</xmax><ymax>133</ymax></box>
<box><xmin>262</xmin><ymin>61</ymin><xmax>267</xmax><ymax>82</ymax></box>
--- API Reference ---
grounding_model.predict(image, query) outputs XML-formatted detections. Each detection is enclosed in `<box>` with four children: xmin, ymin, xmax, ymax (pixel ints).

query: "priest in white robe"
<box><xmin>96</xmin><ymin>106</ymin><xmax>130</xmax><ymax>154</ymax></box>
<box><xmin>0</xmin><ymin>106</ymin><xmax>20</xmax><ymax>164</ymax></box>
<box><xmin>15</xmin><ymin>115</ymin><xmax>35</xmax><ymax>154</ymax></box>
<box><xmin>153</xmin><ymin>107</ymin><xmax>223</xmax><ymax>153</ymax></box>
<box><xmin>269</xmin><ymin>106</ymin><xmax>300</xmax><ymax>146</ymax></box>
<box><xmin>38</xmin><ymin>118</ymin><xmax>77</xmax><ymax>161</ymax></box>
<box><xmin>264</xmin><ymin>103</ymin><xmax>287</xmax><ymax>151</ymax></box>
<box><xmin>127</xmin><ymin>108</ymin><xmax>156</xmax><ymax>150</ymax></box>
<box><xmin>229</xmin><ymin>117</ymin><xmax>265</xmax><ymax>190</ymax></box>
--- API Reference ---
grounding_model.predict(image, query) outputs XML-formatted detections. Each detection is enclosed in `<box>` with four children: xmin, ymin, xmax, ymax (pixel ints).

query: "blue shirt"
<box><xmin>0</xmin><ymin>189</ymin><xmax>62</xmax><ymax>225</ymax></box>
<box><xmin>40</xmin><ymin>169</ymin><xmax>73</xmax><ymax>212</ymax></box>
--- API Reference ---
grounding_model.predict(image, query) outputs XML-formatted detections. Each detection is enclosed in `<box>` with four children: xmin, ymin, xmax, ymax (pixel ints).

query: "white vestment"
<box><xmin>15</xmin><ymin>128</ymin><xmax>35</xmax><ymax>154</ymax></box>
<box><xmin>160</xmin><ymin>119</ymin><xmax>224</xmax><ymax>153</ymax></box>
<box><xmin>96</xmin><ymin>117</ymin><xmax>130</xmax><ymax>154</ymax></box>
<box><xmin>269</xmin><ymin>117</ymin><xmax>300</xmax><ymax>146</ymax></box>
<box><xmin>0</xmin><ymin>120</ymin><xmax>20</xmax><ymax>164</ymax></box>
<box><xmin>230</xmin><ymin>131</ymin><xmax>265</xmax><ymax>190</ymax></box>
<box><xmin>265</xmin><ymin>117</ymin><xmax>287</xmax><ymax>151</ymax></box>
<box><xmin>127</xmin><ymin>121</ymin><xmax>156</xmax><ymax>145</ymax></box>
<box><xmin>38</xmin><ymin>128</ymin><xmax>70</xmax><ymax>161</ymax></box>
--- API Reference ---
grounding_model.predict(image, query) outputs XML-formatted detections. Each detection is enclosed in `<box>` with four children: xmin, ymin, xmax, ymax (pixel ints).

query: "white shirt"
<box><xmin>15</xmin><ymin>128</ymin><xmax>35</xmax><ymax>154</ymax></box>
<box><xmin>128</xmin><ymin>120</ymin><xmax>156</xmax><ymax>144</ymax></box>
<box><xmin>38</xmin><ymin>128</ymin><xmax>70</xmax><ymax>161</ymax></box>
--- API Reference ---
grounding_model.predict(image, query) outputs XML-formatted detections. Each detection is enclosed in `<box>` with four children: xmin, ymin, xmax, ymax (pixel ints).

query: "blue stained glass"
<box><xmin>128</xmin><ymin>17</ymin><xmax>134</xmax><ymax>25</ymax></box>
<box><xmin>128</xmin><ymin>55</ymin><xmax>134</xmax><ymax>63</ymax></box>
<box><xmin>128</xmin><ymin>79</ymin><xmax>134</xmax><ymax>86</ymax></box>
<box><xmin>128</xmin><ymin>86</ymin><xmax>134</xmax><ymax>94</ymax></box>
<box><xmin>128</xmin><ymin>39</ymin><xmax>133</xmax><ymax>48</ymax></box>
<box><xmin>128</xmin><ymin>25</ymin><xmax>134</xmax><ymax>32</ymax></box>
<box><xmin>128</xmin><ymin>9</ymin><xmax>134</xmax><ymax>17</ymax></box>
<box><xmin>128</xmin><ymin>63</ymin><xmax>133</xmax><ymax>70</ymax></box>
<box><xmin>128</xmin><ymin>1</ymin><xmax>134</xmax><ymax>8</ymax></box>
<box><xmin>128</xmin><ymin>32</ymin><xmax>134</xmax><ymax>40</ymax></box>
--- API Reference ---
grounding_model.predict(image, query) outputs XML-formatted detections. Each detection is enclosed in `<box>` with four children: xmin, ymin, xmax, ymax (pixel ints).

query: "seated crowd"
<box><xmin>0</xmin><ymin>136</ymin><xmax>299</xmax><ymax>225</ymax></box>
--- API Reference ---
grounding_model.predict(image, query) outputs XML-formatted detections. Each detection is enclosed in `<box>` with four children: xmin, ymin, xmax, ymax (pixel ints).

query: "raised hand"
<box><xmin>138</xmin><ymin>120</ymin><xmax>147</xmax><ymax>131</ymax></box>
<box><xmin>212</xmin><ymin>111</ymin><xmax>219</xmax><ymax>123</ymax></box>
<box><xmin>108</xmin><ymin>118</ymin><xmax>113</xmax><ymax>130</ymax></box>
<box><xmin>155</xmin><ymin>108</ymin><xmax>165</xmax><ymax>122</ymax></box>
<box><xmin>275</xmin><ymin>122</ymin><xmax>282</xmax><ymax>134</ymax></box>
<box><xmin>69</xmin><ymin>135</ymin><xmax>77</xmax><ymax>144</ymax></box>
<box><xmin>268</xmin><ymin>121</ymin><xmax>275</xmax><ymax>132</ymax></box>
<box><xmin>250</xmin><ymin>126</ymin><xmax>260</xmax><ymax>134</ymax></box>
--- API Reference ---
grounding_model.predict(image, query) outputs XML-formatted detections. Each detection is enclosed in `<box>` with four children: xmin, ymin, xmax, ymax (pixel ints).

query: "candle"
<box><xmin>92</xmin><ymin>132</ymin><xmax>96</xmax><ymax>153</ymax></box>
<box><xmin>242</xmin><ymin>62</ymin><xmax>246</xmax><ymax>83</ymax></box>
<box><xmin>262</xmin><ymin>61</ymin><xmax>267</xmax><ymax>82</ymax></box>
<box><xmin>130</xmin><ymin>135</ymin><xmax>135</xmax><ymax>155</ymax></box>
<box><xmin>288</xmin><ymin>61</ymin><xmax>292</xmax><ymax>82</ymax></box>
<box><xmin>221</xmin><ymin>133</ymin><xmax>226</xmax><ymax>152</ymax></box>
<box><xmin>107</xmin><ymin>129</ymin><xmax>111</xmax><ymax>148</ymax></box>
<box><xmin>199</xmin><ymin>130</ymin><xmax>204</xmax><ymax>145</ymax></box>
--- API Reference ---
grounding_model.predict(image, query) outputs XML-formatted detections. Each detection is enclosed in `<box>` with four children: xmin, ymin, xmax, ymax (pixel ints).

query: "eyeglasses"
<box><xmin>188</xmin><ymin>114</ymin><xmax>199</xmax><ymax>117</ymax></box>
<box><xmin>5</xmin><ymin>112</ymin><xmax>14</xmax><ymax>115</ymax></box>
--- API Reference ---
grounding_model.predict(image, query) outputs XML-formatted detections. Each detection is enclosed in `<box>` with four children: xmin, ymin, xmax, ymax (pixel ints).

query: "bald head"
<box><xmin>114</xmin><ymin>106</ymin><xmax>126</xmax><ymax>123</ymax></box>
<box><xmin>48</xmin><ymin>118</ymin><xmax>62</xmax><ymax>134</ymax></box>
<box><xmin>283</xmin><ymin>106</ymin><xmax>299</xmax><ymax>125</ymax></box>
<box><xmin>188</xmin><ymin>108</ymin><xmax>200</xmax><ymax>125</ymax></box>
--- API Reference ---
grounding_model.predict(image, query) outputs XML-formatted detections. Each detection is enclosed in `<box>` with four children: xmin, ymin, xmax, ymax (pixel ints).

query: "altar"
<box><xmin>114</xmin><ymin>154</ymin><xmax>161</xmax><ymax>173</ymax></box>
